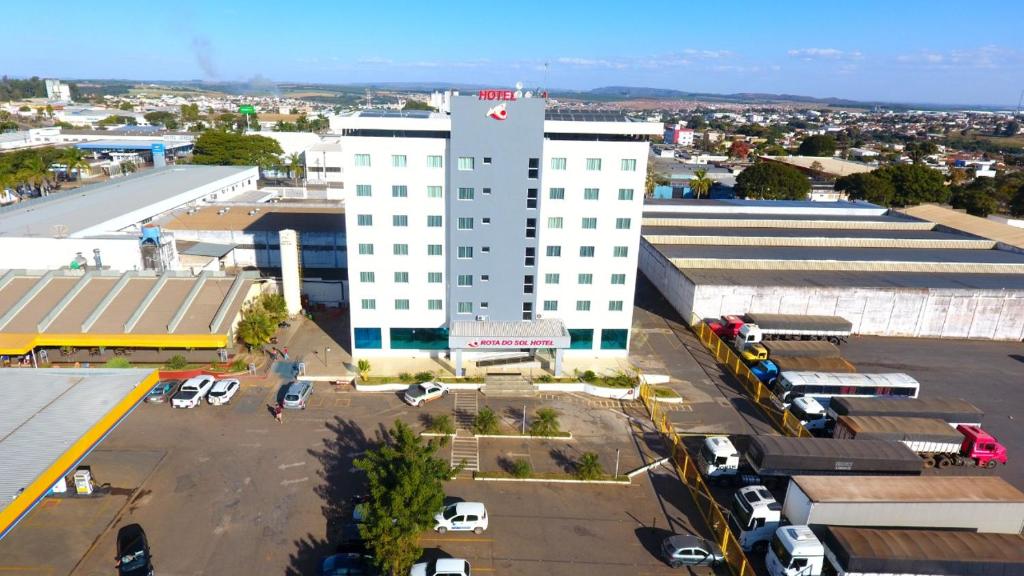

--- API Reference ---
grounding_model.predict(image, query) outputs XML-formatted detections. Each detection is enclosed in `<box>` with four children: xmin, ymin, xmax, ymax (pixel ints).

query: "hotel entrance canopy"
<box><xmin>449</xmin><ymin>319</ymin><xmax>570</xmax><ymax>375</ymax></box>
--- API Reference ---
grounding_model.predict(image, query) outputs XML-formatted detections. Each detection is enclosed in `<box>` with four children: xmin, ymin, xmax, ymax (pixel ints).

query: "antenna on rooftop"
<box><xmin>52</xmin><ymin>224</ymin><xmax>68</xmax><ymax>239</ymax></box>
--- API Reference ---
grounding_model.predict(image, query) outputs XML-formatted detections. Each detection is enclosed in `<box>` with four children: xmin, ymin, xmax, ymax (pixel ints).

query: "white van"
<box><xmin>433</xmin><ymin>502</ymin><xmax>488</xmax><ymax>534</ymax></box>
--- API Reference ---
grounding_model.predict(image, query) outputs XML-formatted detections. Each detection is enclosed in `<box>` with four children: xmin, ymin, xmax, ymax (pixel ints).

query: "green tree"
<box><xmin>874</xmin><ymin>164</ymin><xmax>949</xmax><ymax>206</ymax></box>
<box><xmin>165</xmin><ymin>355</ymin><xmax>189</xmax><ymax>369</ymax></box>
<box><xmin>510</xmin><ymin>458</ymin><xmax>531</xmax><ymax>478</ymax></box>
<box><xmin>835</xmin><ymin>172</ymin><xmax>896</xmax><ymax>205</ymax></box>
<box><xmin>144</xmin><ymin>111</ymin><xmax>178</xmax><ymax>130</ymax></box>
<box><xmin>951</xmin><ymin>187</ymin><xmax>998</xmax><ymax>217</ymax></box>
<box><xmin>689</xmin><ymin>168</ymin><xmax>713</xmax><ymax>199</ymax></box>
<box><xmin>402</xmin><ymin>100</ymin><xmax>435</xmax><ymax>111</ymax></box>
<box><xmin>236</xmin><ymin>305</ymin><xmax>274</xmax><ymax>350</ymax></box>
<box><xmin>118</xmin><ymin>102</ymin><xmax>133</xmax><ymax>111</ymax></box>
<box><xmin>728</xmin><ymin>140</ymin><xmax>751</xmax><ymax>160</ymax></box>
<box><xmin>180</xmin><ymin>103</ymin><xmax>200</xmax><ymax>123</ymax></box>
<box><xmin>575</xmin><ymin>452</ymin><xmax>604</xmax><ymax>480</ymax></box>
<box><xmin>191</xmin><ymin>131</ymin><xmax>283</xmax><ymax>173</ymax></box>
<box><xmin>259</xmin><ymin>292</ymin><xmax>288</xmax><ymax>324</ymax></box>
<box><xmin>473</xmin><ymin>407</ymin><xmax>500</xmax><ymax>435</ymax></box>
<box><xmin>97</xmin><ymin>115</ymin><xmax>137</xmax><ymax>126</ymax></box>
<box><xmin>1011</xmin><ymin>185</ymin><xmax>1024</xmax><ymax>217</ymax></box>
<box><xmin>529</xmin><ymin>408</ymin><xmax>561</xmax><ymax>437</ymax></box>
<box><xmin>354</xmin><ymin>420</ymin><xmax>459</xmax><ymax>575</ymax></box>
<box><xmin>644</xmin><ymin>162</ymin><xmax>669</xmax><ymax>197</ymax></box>
<box><xmin>426</xmin><ymin>414</ymin><xmax>455</xmax><ymax>436</ymax></box>
<box><xmin>687</xmin><ymin>114</ymin><xmax>707</xmax><ymax>130</ymax></box>
<box><xmin>60</xmin><ymin>147</ymin><xmax>88</xmax><ymax>182</ymax></box>
<box><xmin>797</xmin><ymin>134</ymin><xmax>836</xmax><ymax>157</ymax></box>
<box><xmin>286</xmin><ymin>151</ymin><xmax>304</xmax><ymax>184</ymax></box>
<box><xmin>734</xmin><ymin>161</ymin><xmax>811</xmax><ymax>200</ymax></box>
<box><xmin>905</xmin><ymin>141</ymin><xmax>938</xmax><ymax>164</ymax></box>
<box><xmin>104</xmin><ymin>357</ymin><xmax>132</xmax><ymax>368</ymax></box>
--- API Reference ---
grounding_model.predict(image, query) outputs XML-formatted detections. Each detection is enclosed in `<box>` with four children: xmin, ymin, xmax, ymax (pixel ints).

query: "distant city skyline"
<box><xmin>4</xmin><ymin>0</ymin><xmax>1022</xmax><ymax>107</ymax></box>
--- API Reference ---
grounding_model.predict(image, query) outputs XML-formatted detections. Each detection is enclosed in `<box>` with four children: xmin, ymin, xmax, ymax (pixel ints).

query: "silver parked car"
<box><xmin>282</xmin><ymin>380</ymin><xmax>313</xmax><ymax>409</ymax></box>
<box><xmin>661</xmin><ymin>534</ymin><xmax>724</xmax><ymax>568</ymax></box>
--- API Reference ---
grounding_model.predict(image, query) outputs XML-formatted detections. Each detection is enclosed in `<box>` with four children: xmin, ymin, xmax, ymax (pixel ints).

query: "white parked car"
<box><xmin>434</xmin><ymin>502</ymin><xmax>488</xmax><ymax>534</ymax></box>
<box><xmin>403</xmin><ymin>382</ymin><xmax>448</xmax><ymax>407</ymax></box>
<box><xmin>409</xmin><ymin>558</ymin><xmax>471</xmax><ymax>576</ymax></box>
<box><xmin>207</xmin><ymin>379</ymin><xmax>240</xmax><ymax>405</ymax></box>
<box><xmin>171</xmin><ymin>375</ymin><xmax>216</xmax><ymax>409</ymax></box>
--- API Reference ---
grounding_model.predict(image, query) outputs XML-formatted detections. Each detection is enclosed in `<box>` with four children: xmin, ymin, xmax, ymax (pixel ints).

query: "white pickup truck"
<box><xmin>171</xmin><ymin>375</ymin><xmax>216</xmax><ymax>408</ymax></box>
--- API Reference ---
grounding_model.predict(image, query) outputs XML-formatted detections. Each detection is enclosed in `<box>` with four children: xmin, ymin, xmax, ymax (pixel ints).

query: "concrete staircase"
<box><xmin>450</xmin><ymin>433</ymin><xmax>479</xmax><ymax>478</ymax></box>
<box><xmin>482</xmin><ymin>375</ymin><xmax>537</xmax><ymax>397</ymax></box>
<box><xmin>453</xmin><ymin>392</ymin><xmax>478</xmax><ymax>431</ymax></box>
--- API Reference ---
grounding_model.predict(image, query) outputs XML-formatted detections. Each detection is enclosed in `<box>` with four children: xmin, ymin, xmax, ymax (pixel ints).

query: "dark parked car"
<box><xmin>144</xmin><ymin>380</ymin><xmax>180</xmax><ymax>403</ymax></box>
<box><xmin>320</xmin><ymin>552</ymin><xmax>378</xmax><ymax>575</ymax></box>
<box><xmin>661</xmin><ymin>534</ymin><xmax>724</xmax><ymax>568</ymax></box>
<box><xmin>116</xmin><ymin>524</ymin><xmax>153</xmax><ymax>576</ymax></box>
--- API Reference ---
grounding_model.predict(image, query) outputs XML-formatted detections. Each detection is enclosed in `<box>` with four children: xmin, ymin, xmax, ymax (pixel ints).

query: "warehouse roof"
<box><xmin>157</xmin><ymin>204</ymin><xmax>344</xmax><ymax>232</ymax></box>
<box><xmin>177</xmin><ymin>241</ymin><xmax>237</xmax><ymax>258</ymax></box>
<box><xmin>679</xmin><ymin>268</ymin><xmax>1024</xmax><ymax>290</ymax></box>
<box><xmin>0</xmin><ymin>369</ymin><xmax>157</xmax><ymax>539</ymax></box>
<box><xmin>791</xmin><ymin>475</ymin><xmax>1024</xmax><ymax>503</ymax></box>
<box><xmin>74</xmin><ymin>139</ymin><xmax>191</xmax><ymax>151</ymax></box>
<box><xmin>656</xmin><ymin>245</ymin><xmax>1024</xmax><ymax>265</ymax></box>
<box><xmin>0</xmin><ymin>269</ymin><xmax>257</xmax><ymax>354</ymax></box>
<box><xmin>0</xmin><ymin>165</ymin><xmax>255</xmax><ymax>237</ymax></box>
<box><xmin>899</xmin><ymin>203</ymin><xmax>1024</xmax><ymax>250</ymax></box>
<box><xmin>641</xmin><ymin>226</ymin><xmax>980</xmax><ymax>241</ymax></box>
<box><xmin>761</xmin><ymin>155</ymin><xmax>876</xmax><ymax>177</ymax></box>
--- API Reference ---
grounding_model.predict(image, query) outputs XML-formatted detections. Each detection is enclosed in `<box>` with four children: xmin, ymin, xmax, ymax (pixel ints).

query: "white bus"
<box><xmin>773</xmin><ymin>371</ymin><xmax>919</xmax><ymax>407</ymax></box>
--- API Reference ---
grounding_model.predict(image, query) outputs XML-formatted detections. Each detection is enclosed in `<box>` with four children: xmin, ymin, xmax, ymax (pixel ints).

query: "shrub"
<box><xmin>473</xmin><ymin>407</ymin><xmax>500</xmax><ymax>435</ymax></box>
<box><xmin>536</xmin><ymin>375</ymin><xmax>553</xmax><ymax>383</ymax></box>
<box><xmin>529</xmin><ymin>408</ymin><xmax>561</xmax><ymax>437</ymax></box>
<box><xmin>575</xmin><ymin>452</ymin><xmax>604</xmax><ymax>480</ymax></box>
<box><xmin>579</xmin><ymin>370</ymin><xmax>597</xmax><ymax>383</ymax></box>
<box><xmin>356</xmin><ymin>359</ymin><xmax>371</xmax><ymax>380</ymax></box>
<box><xmin>164</xmin><ymin>354</ymin><xmax>188</xmax><ymax>370</ymax></box>
<box><xmin>398</xmin><ymin>372</ymin><xmax>414</xmax><ymax>383</ymax></box>
<box><xmin>510</xmin><ymin>458</ymin><xmax>532</xmax><ymax>478</ymax></box>
<box><xmin>414</xmin><ymin>371</ymin><xmax>434</xmax><ymax>383</ymax></box>
<box><xmin>104</xmin><ymin>357</ymin><xmax>131</xmax><ymax>368</ymax></box>
<box><xmin>229</xmin><ymin>358</ymin><xmax>249</xmax><ymax>372</ymax></box>
<box><xmin>427</xmin><ymin>414</ymin><xmax>455</xmax><ymax>437</ymax></box>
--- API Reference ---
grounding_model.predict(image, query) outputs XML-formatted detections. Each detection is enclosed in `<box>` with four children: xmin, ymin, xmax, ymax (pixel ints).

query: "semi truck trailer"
<box><xmin>765</xmin><ymin>525</ymin><xmax>1024</xmax><ymax>576</ymax></box>
<box><xmin>833</xmin><ymin>415</ymin><xmax>1008</xmax><ymax>469</ymax></box>
<box><xmin>697</xmin><ymin>435</ymin><xmax>922</xmax><ymax>486</ymax></box>
<box><xmin>708</xmin><ymin>314</ymin><xmax>853</xmax><ymax>344</ymax></box>
<box><xmin>731</xmin><ymin>475</ymin><xmax>1024</xmax><ymax>552</ymax></box>
<box><xmin>826</xmin><ymin>396</ymin><xmax>984</xmax><ymax>427</ymax></box>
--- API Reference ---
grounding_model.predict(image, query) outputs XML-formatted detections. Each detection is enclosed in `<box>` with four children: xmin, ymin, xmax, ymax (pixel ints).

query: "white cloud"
<box><xmin>896</xmin><ymin>45</ymin><xmax>1022</xmax><ymax>69</ymax></box>
<box><xmin>787</xmin><ymin>48</ymin><xmax>864</xmax><ymax>61</ymax></box>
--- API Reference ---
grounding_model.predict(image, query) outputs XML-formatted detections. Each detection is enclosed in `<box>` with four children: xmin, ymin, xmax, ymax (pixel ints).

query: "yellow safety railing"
<box><xmin>639</xmin><ymin>383</ymin><xmax>756</xmax><ymax>576</ymax></box>
<box><xmin>689</xmin><ymin>314</ymin><xmax>813</xmax><ymax>438</ymax></box>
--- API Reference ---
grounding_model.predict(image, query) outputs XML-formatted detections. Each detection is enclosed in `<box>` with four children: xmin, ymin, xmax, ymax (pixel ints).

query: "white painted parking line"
<box><xmin>280</xmin><ymin>477</ymin><xmax>309</xmax><ymax>486</ymax></box>
<box><xmin>278</xmin><ymin>461</ymin><xmax>306</xmax><ymax>470</ymax></box>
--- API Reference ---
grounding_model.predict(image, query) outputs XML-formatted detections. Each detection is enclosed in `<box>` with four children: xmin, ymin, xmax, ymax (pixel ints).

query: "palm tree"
<box><xmin>236</xmin><ymin>306</ymin><xmax>274</xmax><ymax>350</ymax></box>
<box><xmin>20</xmin><ymin>155</ymin><xmax>53</xmax><ymax>196</ymax></box>
<box><xmin>286</xmin><ymin>152</ymin><xmax>304</xmax><ymax>185</ymax></box>
<box><xmin>529</xmin><ymin>408</ymin><xmax>561</xmax><ymax>437</ymax></box>
<box><xmin>690</xmin><ymin>168</ymin><xmax>713</xmax><ymax>199</ymax></box>
<box><xmin>60</xmin><ymin>147</ymin><xmax>89</xmax><ymax>182</ymax></box>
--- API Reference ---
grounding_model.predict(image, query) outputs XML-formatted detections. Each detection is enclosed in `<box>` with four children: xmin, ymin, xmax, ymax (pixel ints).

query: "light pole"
<box><xmin>325</xmin><ymin>346</ymin><xmax>331</xmax><ymax>367</ymax></box>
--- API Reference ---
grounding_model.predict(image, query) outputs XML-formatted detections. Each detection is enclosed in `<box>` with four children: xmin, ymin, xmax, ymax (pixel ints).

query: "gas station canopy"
<box><xmin>0</xmin><ymin>368</ymin><xmax>157</xmax><ymax>539</ymax></box>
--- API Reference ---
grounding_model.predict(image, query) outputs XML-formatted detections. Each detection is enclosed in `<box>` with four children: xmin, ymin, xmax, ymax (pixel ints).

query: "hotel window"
<box><xmin>576</xmin><ymin>300</ymin><xmax>591</xmax><ymax>311</ymax></box>
<box><xmin>354</xmin><ymin>154</ymin><xmax>371</xmax><ymax>167</ymax></box>
<box><xmin>457</xmin><ymin>217</ymin><xmax>474</xmax><ymax>230</ymax></box>
<box><xmin>457</xmin><ymin>301</ymin><xmax>473</xmax><ymax>314</ymax></box>
<box><xmin>609</xmin><ymin>300</ymin><xmax>624</xmax><ymax>311</ymax></box>
<box><xmin>527</xmin><ymin>188</ymin><xmax>538</xmax><ymax>209</ymax></box>
<box><xmin>544</xmin><ymin>273</ymin><xmax>560</xmax><ymax>284</ymax></box>
<box><xmin>578</xmin><ymin>273</ymin><xmax>593</xmax><ymax>285</ymax></box>
<box><xmin>546</xmin><ymin>246</ymin><xmax>561</xmax><ymax>257</ymax></box>
<box><xmin>613</xmin><ymin>246</ymin><xmax>629</xmax><ymax>257</ymax></box>
<box><xmin>427</xmin><ymin>155</ymin><xmax>443</xmax><ymax>168</ymax></box>
<box><xmin>427</xmin><ymin>215</ymin><xmax>442</xmax><ymax>227</ymax></box>
<box><xmin>394</xmin><ymin>299</ymin><xmax>410</xmax><ymax>310</ymax></box>
<box><xmin>394</xmin><ymin>271</ymin><xmax>409</xmax><ymax>283</ymax></box>
<box><xmin>481</xmin><ymin>302</ymin><xmax>489</xmax><ymax>309</ymax></box>
<box><xmin>550</xmin><ymin>157</ymin><xmax>567</xmax><ymax>170</ymax></box>
<box><xmin>528</xmin><ymin>157</ymin><xmax>539</xmax><ymax>179</ymax></box>
<box><xmin>361</xmin><ymin>299</ymin><xmax>376</xmax><ymax>310</ymax></box>
<box><xmin>357</xmin><ymin>243</ymin><xmax>374</xmax><ymax>255</ymax></box>
<box><xmin>525</xmin><ymin>218</ymin><xmax>536</xmax><ymax>238</ymax></box>
<box><xmin>580</xmin><ymin>246</ymin><xmax>595</xmax><ymax>257</ymax></box>
<box><xmin>428</xmin><ymin>299</ymin><xmax>443</xmax><ymax>310</ymax></box>
<box><xmin>457</xmin><ymin>246</ymin><xmax>474</xmax><ymax>259</ymax></box>
<box><xmin>356</xmin><ymin>184</ymin><xmax>372</xmax><ymax>197</ymax></box>
<box><xmin>523</xmin><ymin>274</ymin><xmax>534</xmax><ymax>294</ymax></box>
<box><xmin>547</xmin><ymin>217</ymin><xmax>563</xmax><ymax>229</ymax></box>
<box><xmin>458</xmin><ymin>187</ymin><xmax>475</xmax><ymax>200</ymax></box>
<box><xmin>483</xmin><ymin>157</ymin><xmax>492</xmax><ymax>165</ymax></box>
<box><xmin>392</xmin><ymin>154</ymin><xmax>407</xmax><ymax>168</ymax></box>
<box><xmin>359</xmin><ymin>271</ymin><xmax>375</xmax><ymax>283</ymax></box>
<box><xmin>543</xmin><ymin>300</ymin><xmax>558</xmax><ymax>311</ymax></box>
<box><xmin>482</xmin><ymin>187</ymin><xmax>491</xmax><ymax>195</ymax></box>
<box><xmin>522</xmin><ymin>302</ymin><xmax>533</xmax><ymax>321</ymax></box>
<box><xmin>549</xmin><ymin>187</ymin><xmax>565</xmax><ymax>200</ymax></box>
<box><xmin>620</xmin><ymin>159</ymin><xmax>637</xmax><ymax>171</ymax></box>
<box><xmin>481</xmin><ymin>275</ymin><xmax>489</xmax><ymax>281</ymax></box>
<box><xmin>392</xmin><ymin>185</ymin><xmax>408</xmax><ymax>198</ymax></box>
<box><xmin>393</xmin><ymin>215</ymin><xmax>408</xmax><ymax>227</ymax></box>
<box><xmin>482</xmin><ymin>217</ymin><xmax>491</xmax><ymax>224</ymax></box>
<box><xmin>427</xmin><ymin>272</ymin><xmax>443</xmax><ymax>283</ymax></box>
<box><xmin>481</xmin><ymin>246</ymin><xmax>490</xmax><ymax>253</ymax></box>
<box><xmin>618</xmin><ymin>188</ymin><xmax>634</xmax><ymax>201</ymax></box>
<box><xmin>525</xmin><ymin>246</ymin><xmax>536</xmax><ymax>266</ymax></box>
<box><xmin>457</xmin><ymin>156</ymin><xmax>474</xmax><ymax>171</ymax></box>
<box><xmin>615</xmin><ymin>218</ymin><xmax>631</xmax><ymax>230</ymax></box>
<box><xmin>457</xmin><ymin>274</ymin><xmax>473</xmax><ymax>287</ymax></box>
<box><xmin>581</xmin><ymin>217</ymin><xmax>597</xmax><ymax>230</ymax></box>
<box><xmin>585</xmin><ymin>158</ymin><xmax>602</xmax><ymax>171</ymax></box>
<box><xmin>426</xmin><ymin>185</ymin><xmax>443</xmax><ymax>198</ymax></box>
<box><xmin>611</xmin><ymin>273</ymin><xmax>626</xmax><ymax>285</ymax></box>
<box><xmin>583</xmin><ymin>188</ymin><xmax>600</xmax><ymax>200</ymax></box>
<box><xmin>427</xmin><ymin>244</ymin><xmax>442</xmax><ymax>256</ymax></box>
<box><xmin>357</xmin><ymin>214</ymin><xmax>372</xmax><ymax>226</ymax></box>
<box><xmin>393</xmin><ymin>243</ymin><xmax>409</xmax><ymax>255</ymax></box>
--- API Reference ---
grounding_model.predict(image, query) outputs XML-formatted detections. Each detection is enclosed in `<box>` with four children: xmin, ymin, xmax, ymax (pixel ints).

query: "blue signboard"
<box><xmin>151</xmin><ymin>143</ymin><xmax>166</xmax><ymax>167</ymax></box>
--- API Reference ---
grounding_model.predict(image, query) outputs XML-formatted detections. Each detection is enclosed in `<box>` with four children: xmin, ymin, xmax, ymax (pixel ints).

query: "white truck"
<box><xmin>765</xmin><ymin>525</ymin><xmax>1024</xmax><ymax>576</ymax></box>
<box><xmin>730</xmin><ymin>474</ymin><xmax>1024</xmax><ymax>552</ymax></box>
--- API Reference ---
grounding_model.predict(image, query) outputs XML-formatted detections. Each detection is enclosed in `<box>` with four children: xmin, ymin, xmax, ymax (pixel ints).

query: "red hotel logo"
<box><xmin>466</xmin><ymin>339</ymin><xmax>555</xmax><ymax>348</ymax></box>
<box><xmin>487</xmin><ymin>104</ymin><xmax>507</xmax><ymax>121</ymax></box>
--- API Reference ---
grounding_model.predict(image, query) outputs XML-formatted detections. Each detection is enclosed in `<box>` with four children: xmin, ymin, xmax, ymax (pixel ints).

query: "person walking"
<box><xmin>274</xmin><ymin>402</ymin><xmax>284</xmax><ymax>424</ymax></box>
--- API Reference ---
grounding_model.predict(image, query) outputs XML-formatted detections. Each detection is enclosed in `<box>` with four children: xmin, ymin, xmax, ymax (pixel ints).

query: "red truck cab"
<box><xmin>957</xmin><ymin>424</ymin><xmax>1008</xmax><ymax>468</ymax></box>
<box><xmin>708</xmin><ymin>315</ymin><xmax>746</xmax><ymax>340</ymax></box>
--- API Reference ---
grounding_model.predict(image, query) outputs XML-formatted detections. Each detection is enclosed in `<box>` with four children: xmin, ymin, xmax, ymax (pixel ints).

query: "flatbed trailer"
<box><xmin>827</xmin><ymin>396</ymin><xmax>984</xmax><ymax>426</ymax></box>
<box><xmin>744</xmin><ymin>313</ymin><xmax>853</xmax><ymax>343</ymax></box>
<box><xmin>746</xmin><ymin>435</ymin><xmax>922</xmax><ymax>478</ymax></box>
<box><xmin>762</xmin><ymin>340</ymin><xmax>842</xmax><ymax>359</ymax></box>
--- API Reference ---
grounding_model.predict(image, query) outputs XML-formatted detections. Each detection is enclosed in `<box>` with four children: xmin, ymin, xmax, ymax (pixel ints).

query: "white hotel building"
<box><xmin>332</xmin><ymin>94</ymin><xmax>660</xmax><ymax>374</ymax></box>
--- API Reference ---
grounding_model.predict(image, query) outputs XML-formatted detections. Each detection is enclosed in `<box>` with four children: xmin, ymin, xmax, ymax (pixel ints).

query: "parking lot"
<box><xmin>0</xmin><ymin>374</ymin><xmax>719</xmax><ymax>576</ymax></box>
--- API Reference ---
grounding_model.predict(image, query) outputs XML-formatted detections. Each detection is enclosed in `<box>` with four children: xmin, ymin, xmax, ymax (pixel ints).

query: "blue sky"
<box><xmin>4</xmin><ymin>0</ymin><xmax>1022</xmax><ymax>106</ymax></box>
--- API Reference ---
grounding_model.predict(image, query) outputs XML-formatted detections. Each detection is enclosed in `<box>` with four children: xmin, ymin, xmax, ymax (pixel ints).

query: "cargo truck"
<box><xmin>833</xmin><ymin>415</ymin><xmax>1008</xmax><ymax>469</ymax></box>
<box><xmin>729</xmin><ymin>475</ymin><xmax>1024</xmax><ymax>552</ymax></box>
<box><xmin>707</xmin><ymin>314</ymin><xmax>853</xmax><ymax>344</ymax></box>
<box><xmin>826</xmin><ymin>396</ymin><xmax>984</xmax><ymax>427</ymax></box>
<box><xmin>765</xmin><ymin>525</ymin><xmax>1024</xmax><ymax>576</ymax></box>
<box><xmin>697</xmin><ymin>435</ymin><xmax>922</xmax><ymax>486</ymax></box>
<box><xmin>716</xmin><ymin>322</ymin><xmax>855</xmax><ymax>365</ymax></box>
